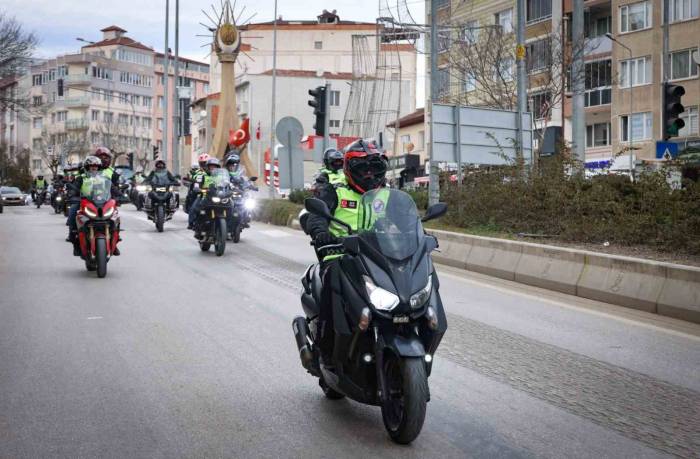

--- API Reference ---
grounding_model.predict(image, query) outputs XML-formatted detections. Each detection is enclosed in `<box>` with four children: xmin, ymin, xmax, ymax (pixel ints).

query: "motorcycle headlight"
<box><xmin>103</xmin><ymin>207</ymin><xmax>114</xmax><ymax>218</ymax></box>
<box><xmin>84</xmin><ymin>207</ymin><xmax>98</xmax><ymax>218</ymax></box>
<box><xmin>409</xmin><ymin>276</ymin><xmax>432</xmax><ymax>309</ymax></box>
<box><xmin>136</xmin><ymin>185</ymin><xmax>147</xmax><ymax>192</ymax></box>
<box><xmin>211</xmin><ymin>197</ymin><xmax>221</xmax><ymax>203</ymax></box>
<box><xmin>244</xmin><ymin>198</ymin><xmax>256</xmax><ymax>210</ymax></box>
<box><xmin>363</xmin><ymin>276</ymin><xmax>399</xmax><ymax>312</ymax></box>
<box><xmin>56</xmin><ymin>197</ymin><xmax>62</xmax><ymax>201</ymax></box>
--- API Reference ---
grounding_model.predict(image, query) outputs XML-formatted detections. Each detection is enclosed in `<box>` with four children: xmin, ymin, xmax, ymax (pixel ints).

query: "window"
<box><xmin>620</xmin><ymin>112</ymin><xmax>652</xmax><ymax>141</ymax></box>
<box><xmin>496</xmin><ymin>9</ymin><xmax>513</xmax><ymax>33</ymax></box>
<box><xmin>329</xmin><ymin>120</ymin><xmax>340</xmax><ymax>129</ymax></box>
<box><xmin>400</xmin><ymin>134</ymin><xmax>411</xmax><ymax>146</ymax></box>
<box><xmin>57</xmin><ymin>65</ymin><xmax>67</xmax><ymax>77</ymax></box>
<box><xmin>670</xmin><ymin>0</ymin><xmax>699</xmax><ymax>21</ymax></box>
<box><xmin>103</xmin><ymin>112</ymin><xmax>114</xmax><ymax>124</ymax></box>
<box><xmin>56</xmin><ymin>111</ymin><xmax>67</xmax><ymax>122</ymax></box>
<box><xmin>32</xmin><ymin>138</ymin><xmax>42</xmax><ymax>150</ymax></box>
<box><xmin>584</xmin><ymin>59</ymin><xmax>612</xmax><ymax>107</ymax></box>
<box><xmin>132</xmin><ymin>95</ymin><xmax>141</xmax><ymax>106</ymax></box>
<box><xmin>143</xmin><ymin>96</ymin><xmax>153</xmax><ymax>108</ymax></box>
<box><xmin>51</xmin><ymin>113</ymin><xmax>56</xmax><ymax>124</ymax></box>
<box><xmin>587</xmin><ymin>15</ymin><xmax>612</xmax><ymax>37</ymax></box>
<box><xmin>436</xmin><ymin>67</ymin><xmax>450</xmax><ymax>99</ymax></box>
<box><xmin>670</xmin><ymin>49</ymin><xmax>699</xmax><ymax>80</ymax></box>
<box><xmin>497</xmin><ymin>57</ymin><xmax>515</xmax><ymax>82</ymax></box>
<box><xmin>203</xmin><ymin>83</ymin><xmax>210</xmax><ymax>94</ymax></box>
<box><xmin>314</xmin><ymin>41</ymin><xmax>323</xmax><ymax>50</ymax></box>
<box><xmin>177</xmin><ymin>76</ymin><xmax>191</xmax><ymax>87</ymax></box>
<box><xmin>116</xmin><ymin>48</ymin><xmax>153</xmax><ymax>66</ymax></box>
<box><xmin>158</xmin><ymin>96</ymin><xmax>164</xmax><ymax>108</ymax></box>
<box><xmin>91</xmin><ymin>110</ymin><xmax>99</xmax><ymax>121</ymax></box>
<box><xmin>92</xmin><ymin>88</ymin><xmax>101</xmax><ymax>100</ymax></box>
<box><xmin>586</xmin><ymin>122</ymin><xmax>611</xmax><ymax>147</ymax></box>
<box><xmin>619</xmin><ymin>56</ymin><xmax>651</xmax><ymax>87</ymax></box>
<box><xmin>529</xmin><ymin>92</ymin><xmax>551</xmax><ymax>119</ymax></box>
<box><xmin>464</xmin><ymin>70</ymin><xmax>476</xmax><ymax>92</ymax></box>
<box><xmin>32</xmin><ymin>159</ymin><xmax>42</xmax><ymax>169</ymax></box>
<box><xmin>32</xmin><ymin>117</ymin><xmax>42</xmax><ymax>129</ymax></box>
<box><xmin>48</xmin><ymin>69</ymin><xmax>56</xmax><ymax>81</ymax></box>
<box><xmin>32</xmin><ymin>96</ymin><xmax>43</xmax><ymax>107</ymax></box>
<box><xmin>91</xmin><ymin>132</ymin><xmax>100</xmax><ymax>144</ymax></box>
<box><xmin>679</xmin><ymin>106</ymin><xmax>699</xmax><ymax>137</ymax></box>
<box><xmin>158</xmin><ymin>118</ymin><xmax>164</xmax><ymax>131</ymax></box>
<box><xmin>463</xmin><ymin>20</ymin><xmax>479</xmax><ymax>44</ymax></box>
<box><xmin>103</xmin><ymin>90</ymin><xmax>111</xmax><ymax>102</ymax></box>
<box><xmin>143</xmin><ymin>117</ymin><xmax>152</xmax><ymax>129</ymax></box>
<box><xmin>32</xmin><ymin>74</ymin><xmax>42</xmax><ymax>86</ymax></box>
<box><xmin>118</xmin><ymin>114</ymin><xmax>128</xmax><ymax>126</ymax></box>
<box><xmin>527</xmin><ymin>38</ymin><xmax>551</xmax><ymax>73</ymax></box>
<box><xmin>527</xmin><ymin>0</ymin><xmax>552</xmax><ymax>22</ymax></box>
<box><xmin>437</xmin><ymin>30</ymin><xmax>450</xmax><ymax>53</ymax></box>
<box><xmin>620</xmin><ymin>1</ymin><xmax>651</xmax><ymax>32</ymax></box>
<box><xmin>132</xmin><ymin>116</ymin><xmax>140</xmax><ymax>127</ymax></box>
<box><xmin>92</xmin><ymin>66</ymin><xmax>113</xmax><ymax>80</ymax></box>
<box><xmin>329</xmin><ymin>90</ymin><xmax>340</xmax><ymax>106</ymax></box>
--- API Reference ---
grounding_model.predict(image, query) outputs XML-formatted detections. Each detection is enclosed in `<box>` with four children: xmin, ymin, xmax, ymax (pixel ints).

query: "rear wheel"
<box><xmin>156</xmin><ymin>206</ymin><xmax>165</xmax><ymax>232</ymax></box>
<box><xmin>381</xmin><ymin>356</ymin><xmax>428</xmax><ymax>444</ymax></box>
<box><xmin>95</xmin><ymin>238</ymin><xmax>108</xmax><ymax>278</ymax></box>
<box><xmin>215</xmin><ymin>218</ymin><xmax>226</xmax><ymax>256</ymax></box>
<box><xmin>199</xmin><ymin>242</ymin><xmax>211</xmax><ymax>252</ymax></box>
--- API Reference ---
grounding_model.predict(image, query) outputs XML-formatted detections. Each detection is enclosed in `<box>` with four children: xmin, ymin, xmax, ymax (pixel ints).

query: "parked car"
<box><xmin>0</xmin><ymin>186</ymin><xmax>28</xmax><ymax>206</ymax></box>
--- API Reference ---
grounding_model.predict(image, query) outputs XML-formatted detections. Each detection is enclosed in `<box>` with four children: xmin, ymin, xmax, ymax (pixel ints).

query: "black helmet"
<box><xmin>343</xmin><ymin>139</ymin><xmax>387</xmax><ymax>193</ymax></box>
<box><xmin>55</xmin><ymin>174</ymin><xmax>64</xmax><ymax>180</ymax></box>
<box><xmin>154</xmin><ymin>159</ymin><xmax>166</xmax><ymax>169</ymax></box>
<box><xmin>37</xmin><ymin>175</ymin><xmax>44</xmax><ymax>179</ymax></box>
<box><xmin>206</xmin><ymin>158</ymin><xmax>221</xmax><ymax>169</ymax></box>
<box><xmin>225</xmin><ymin>154</ymin><xmax>240</xmax><ymax>169</ymax></box>
<box><xmin>323</xmin><ymin>148</ymin><xmax>344</xmax><ymax>172</ymax></box>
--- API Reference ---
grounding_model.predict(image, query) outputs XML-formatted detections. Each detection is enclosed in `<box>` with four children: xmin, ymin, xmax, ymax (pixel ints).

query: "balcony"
<box><xmin>64</xmin><ymin>97</ymin><xmax>90</xmax><ymax>108</ymax></box>
<box><xmin>65</xmin><ymin>119</ymin><xmax>89</xmax><ymax>130</ymax></box>
<box><xmin>65</xmin><ymin>74</ymin><xmax>92</xmax><ymax>86</ymax></box>
<box><xmin>584</xmin><ymin>35</ymin><xmax>612</xmax><ymax>56</ymax></box>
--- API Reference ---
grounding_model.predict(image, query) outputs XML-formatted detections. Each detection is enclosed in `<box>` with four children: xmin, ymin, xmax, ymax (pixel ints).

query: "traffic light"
<box><xmin>308</xmin><ymin>86</ymin><xmax>327</xmax><ymax>136</ymax></box>
<box><xmin>663</xmin><ymin>83</ymin><xmax>685</xmax><ymax>139</ymax></box>
<box><xmin>152</xmin><ymin>145</ymin><xmax>159</xmax><ymax>160</ymax></box>
<box><xmin>127</xmin><ymin>152</ymin><xmax>134</xmax><ymax>169</ymax></box>
<box><xmin>57</xmin><ymin>79</ymin><xmax>64</xmax><ymax>97</ymax></box>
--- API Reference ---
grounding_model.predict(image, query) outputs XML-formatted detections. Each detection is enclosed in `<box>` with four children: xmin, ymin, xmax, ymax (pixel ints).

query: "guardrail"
<box><xmin>428</xmin><ymin>230</ymin><xmax>700</xmax><ymax>324</ymax></box>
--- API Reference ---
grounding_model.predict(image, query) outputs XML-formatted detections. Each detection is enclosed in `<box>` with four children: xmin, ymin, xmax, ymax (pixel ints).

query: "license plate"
<box><xmin>393</xmin><ymin>316</ymin><xmax>409</xmax><ymax>324</ymax></box>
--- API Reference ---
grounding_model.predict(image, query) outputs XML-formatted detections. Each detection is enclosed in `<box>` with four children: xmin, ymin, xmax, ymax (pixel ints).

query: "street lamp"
<box><xmin>75</xmin><ymin>37</ymin><xmax>95</xmax><ymax>45</ymax></box>
<box><xmin>605</xmin><ymin>32</ymin><xmax>635</xmax><ymax>181</ymax></box>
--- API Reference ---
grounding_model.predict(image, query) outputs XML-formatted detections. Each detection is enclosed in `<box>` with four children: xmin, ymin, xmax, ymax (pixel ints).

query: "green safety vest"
<box><xmin>319</xmin><ymin>168</ymin><xmax>346</xmax><ymax>186</ymax></box>
<box><xmin>35</xmin><ymin>179</ymin><xmax>46</xmax><ymax>189</ymax></box>
<box><xmin>102</xmin><ymin>167</ymin><xmax>114</xmax><ymax>179</ymax></box>
<box><xmin>79</xmin><ymin>175</ymin><xmax>103</xmax><ymax>196</ymax></box>
<box><xmin>359</xmin><ymin>188</ymin><xmax>392</xmax><ymax>230</ymax></box>
<box><xmin>329</xmin><ymin>186</ymin><xmax>363</xmax><ymax>238</ymax></box>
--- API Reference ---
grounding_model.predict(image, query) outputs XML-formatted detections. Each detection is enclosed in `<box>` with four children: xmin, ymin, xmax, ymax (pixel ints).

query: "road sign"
<box><xmin>275</xmin><ymin>116</ymin><xmax>304</xmax><ymax>190</ymax></box>
<box><xmin>432</xmin><ymin>104</ymin><xmax>533</xmax><ymax>165</ymax></box>
<box><xmin>516</xmin><ymin>44</ymin><xmax>526</xmax><ymax>60</ymax></box>
<box><xmin>655</xmin><ymin>141</ymin><xmax>679</xmax><ymax>160</ymax></box>
<box><xmin>276</xmin><ymin>116</ymin><xmax>303</xmax><ymax>146</ymax></box>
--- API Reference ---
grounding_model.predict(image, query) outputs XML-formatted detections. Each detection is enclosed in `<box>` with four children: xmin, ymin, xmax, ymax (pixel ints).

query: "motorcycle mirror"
<box><xmin>249</xmin><ymin>176</ymin><xmax>258</xmax><ymax>182</ymax></box>
<box><xmin>422</xmin><ymin>202</ymin><xmax>448</xmax><ymax>223</ymax></box>
<box><xmin>304</xmin><ymin>197</ymin><xmax>332</xmax><ymax>219</ymax></box>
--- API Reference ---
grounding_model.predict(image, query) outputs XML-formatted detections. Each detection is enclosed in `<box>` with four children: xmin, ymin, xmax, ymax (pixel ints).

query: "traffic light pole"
<box><xmin>323</xmin><ymin>83</ymin><xmax>330</xmax><ymax>152</ymax></box>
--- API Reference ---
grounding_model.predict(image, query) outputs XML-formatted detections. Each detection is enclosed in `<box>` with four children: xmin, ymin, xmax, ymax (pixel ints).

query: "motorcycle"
<box><xmin>228</xmin><ymin>176</ymin><xmax>258</xmax><ymax>243</ymax></box>
<box><xmin>143</xmin><ymin>172</ymin><xmax>179</xmax><ymax>233</ymax></box>
<box><xmin>75</xmin><ymin>174</ymin><xmax>120</xmax><ymax>278</ymax></box>
<box><xmin>131</xmin><ymin>180</ymin><xmax>147</xmax><ymax>210</ymax></box>
<box><xmin>34</xmin><ymin>188</ymin><xmax>48</xmax><ymax>209</ymax></box>
<box><xmin>52</xmin><ymin>185</ymin><xmax>66</xmax><ymax>214</ymax></box>
<box><xmin>192</xmin><ymin>169</ymin><xmax>233</xmax><ymax>256</ymax></box>
<box><xmin>293</xmin><ymin>189</ymin><xmax>448</xmax><ymax>444</ymax></box>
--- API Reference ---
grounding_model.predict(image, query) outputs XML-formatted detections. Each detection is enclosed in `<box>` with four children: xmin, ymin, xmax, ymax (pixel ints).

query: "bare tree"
<box><xmin>35</xmin><ymin>128</ymin><xmax>91</xmax><ymax>177</ymax></box>
<box><xmin>0</xmin><ymin>13</ymin><xmax>37</xmax><ymax>114</ymax></box>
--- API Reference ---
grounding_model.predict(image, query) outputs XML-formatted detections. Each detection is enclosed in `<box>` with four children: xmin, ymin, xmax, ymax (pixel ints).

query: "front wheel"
<box><xmin>156</xmin><ymin>206</ymin><xmax>165</xmax><ymax>232</ymax></box>
<box><xmin>381</xmin><ymin>357</ymin><xmax>428</xmax><ymax>445</ymax></box>
<box><xmin>232</xmin><ymin>224</ymin><xmax>241</xmax><ymax>243</ymax></box>
<box><xmin>95</xmin><ymin>237</ymin><xmax>108</xmax><ymax>278</ymax></box>
<box><xmin>215</xmin><ymin>218</ymin><xmax>226</xmax><ymax>256</ymax></box>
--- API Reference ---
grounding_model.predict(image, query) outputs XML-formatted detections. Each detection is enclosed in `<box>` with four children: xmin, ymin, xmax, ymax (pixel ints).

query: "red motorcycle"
<box><xmin>76</xmin><ymin>175</ymin><xmax>120</xmax><ymax>278</ymax></box>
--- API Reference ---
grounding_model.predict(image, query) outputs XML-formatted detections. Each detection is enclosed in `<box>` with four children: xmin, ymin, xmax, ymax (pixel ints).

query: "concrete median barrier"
<box><xmin>658</xmin><ymin>265</ymin><xmax>700</xmax><ymax>323</ymax></box>
<box><xmin>515</xmin><ymin>244</ymin><xmax>586</xmax><ymax>295</ymax></box>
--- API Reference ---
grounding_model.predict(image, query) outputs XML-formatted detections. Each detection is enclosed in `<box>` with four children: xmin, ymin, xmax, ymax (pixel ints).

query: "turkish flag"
<box><xmin>229</xmin><ymin>118</ymin><xmax>250</xmax><ymax>147</ymax></box>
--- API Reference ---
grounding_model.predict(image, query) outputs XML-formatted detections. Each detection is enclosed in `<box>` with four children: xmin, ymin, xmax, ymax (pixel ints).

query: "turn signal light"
<box><xmin>358</xmin><ymin>307</ymin><xmax>371</xmax><ymax>331</ymax></box>
<box><xmin>426</xmin><ymin>307</ymin><xmax>438</xmax><ymax>330</ymax></box>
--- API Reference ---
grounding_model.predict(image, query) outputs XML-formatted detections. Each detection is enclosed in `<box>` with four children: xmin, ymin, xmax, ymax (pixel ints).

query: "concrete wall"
<box><xmin>428</xmin><ymin>229</ymin><xmax>700</xmax><ymax>324</ymax></box>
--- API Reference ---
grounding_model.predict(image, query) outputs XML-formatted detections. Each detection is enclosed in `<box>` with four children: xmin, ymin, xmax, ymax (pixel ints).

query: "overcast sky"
<box><xmin>3</xmin><ymin>0</ymin><xmax>425</xmax><ymax>104</ymax></box>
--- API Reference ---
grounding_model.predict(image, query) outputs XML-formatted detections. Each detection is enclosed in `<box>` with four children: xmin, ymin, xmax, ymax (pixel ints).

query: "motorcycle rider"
<box><xmin>50</xmin><ymin>174</ymin><xmax>66</xmax><ymax>208</ymax></box>
<box><xmin>32</xmin><ymin>175</ymin><xmax>47</xmax><ymax>202</ymax></box>
<box><xmin>188</xmin><ymin>157</ymin><xmax>222</xmax><ymax>229</ymax></box>
<box><xmin>315</xmin><ymin>148</ymin><xmax>346</xmax><ymax>188</ymax></box>
<box><xmin>185</xmin><ymin>153</ymin><xmax>210</xmax><ymax>214</ymax></box>
<box><xmin>94</xmin><ymin>147</ymin><xmax>120</xmax><ymax>197</ymax></box>
<box><xmin>143</xmin><ymin>159</ymin><xmax>179</xmax><ymax>186</ymax></box>
<box><xmin>304</xmin><ymin>139</ymin><xmax>388</xmax><ymax>363</ymax></box>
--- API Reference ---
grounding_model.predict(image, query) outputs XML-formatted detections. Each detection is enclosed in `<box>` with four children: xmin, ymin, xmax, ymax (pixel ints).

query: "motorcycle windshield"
<box><xmin>358</xmin><ymin>189</ymin><xmax>423</xmax><ymax>260</ymax></box>
<box><xmin>82</xmin><ymin>174</ymin><xmax>112</xmax><ymax>206</ymax></box>
<box><xmin>210</xmin><ymin>170</ymin><xmax>231</xmax><ymax>190</ymax></box>
<box><xmin>151</xmin><ymin>171</ymin><xmax>171</xmax><ymax>187</ymax></box>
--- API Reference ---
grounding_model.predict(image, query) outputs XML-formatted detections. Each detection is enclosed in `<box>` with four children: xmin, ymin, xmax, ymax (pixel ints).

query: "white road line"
<box><xmin>86</xmin><ymin>316</ymin><xmax>103</xmax><ymax>320</ymax></box>
<box><xmin>259</xmin><ymin>229</ymin><xmax>291</xmax><ymax>238</ymax></box>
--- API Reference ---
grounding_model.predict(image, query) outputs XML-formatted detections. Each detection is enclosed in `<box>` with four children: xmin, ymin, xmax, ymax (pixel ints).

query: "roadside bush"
<box><xmin>437</xmin><ymin>156</ymin><xmax>700</xmax><ymax>254</ymax></box>
<box><xmin>255</xmin><ymin>199</ymin><xmax>303</xmax><ymax>226</ymax></box>
<box><xmin>288</xmin><ymin>188</ymin><xmax>312</xmax><ymax>205</ymax></box>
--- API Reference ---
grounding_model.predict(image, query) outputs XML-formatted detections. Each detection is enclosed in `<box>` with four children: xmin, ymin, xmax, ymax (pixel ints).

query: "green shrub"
<box><xmin>288</xmin><ymin>188</ymin><xmax>312</xmax><ymax>205</ymax></box>
<box><xmin>255</xmin><ymin>199</ymin><xmax>303</xmax><ymax>226</ymax></box>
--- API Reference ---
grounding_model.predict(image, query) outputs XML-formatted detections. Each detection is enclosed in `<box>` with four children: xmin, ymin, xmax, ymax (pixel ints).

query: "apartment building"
<box><xmin>0</xmin><ymin>75</ymin><xmax>32</xmax><ymax>162</ymax></box>
<box><xmin>429</xmin><ymin>0</ymin><xmax>700</xmax><ymax>172</ymax></box>
<box><xmin>4</xmin><ymin>26</ymin><xmax>210</xmax><ymax>177</ymax></box>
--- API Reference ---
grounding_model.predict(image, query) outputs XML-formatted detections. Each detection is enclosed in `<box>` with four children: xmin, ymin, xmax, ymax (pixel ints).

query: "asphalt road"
<box><xmin>1</xmin><ymin>204</ymin><xmax>699</xmax><ymax>458</ymax></box>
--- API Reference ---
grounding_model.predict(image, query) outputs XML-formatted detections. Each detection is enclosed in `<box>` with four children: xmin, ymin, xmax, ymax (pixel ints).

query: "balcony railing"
<box><xmin>584</xmin><ymin>35</ymin><xmax>612</xmax><ymax>56</ymax></box>
<box><xmin>65</xmin><ymin>74</ymin><xmax>92</xmax><ymax>85</ymax></box>
<box><xmin>64</xmin><ymin>97</ymin><xmax>90</xmax><ymax>108</ymax></box>
<box><xmin>65</xmin><ymin>119</ymin><xmax>89</xmax><ymax>130</ymax></box>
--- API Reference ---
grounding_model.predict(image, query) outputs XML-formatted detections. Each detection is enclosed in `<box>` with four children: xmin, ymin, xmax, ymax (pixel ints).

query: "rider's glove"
<box><xmin>314</xmin><ymin>231</ymin><xmax>336</xmax><ymax>247</ymax></box>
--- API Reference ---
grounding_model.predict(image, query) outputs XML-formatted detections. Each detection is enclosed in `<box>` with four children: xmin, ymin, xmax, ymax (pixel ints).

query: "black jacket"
<box><xmin>306</xmin><ymin>182</ymin><xmax>340</xmax><ymax>240</ymax></box>
<box><xmin>144</xmin><ymin>170</ymin><xmax>179</xmax><ymax>185</ymax></box>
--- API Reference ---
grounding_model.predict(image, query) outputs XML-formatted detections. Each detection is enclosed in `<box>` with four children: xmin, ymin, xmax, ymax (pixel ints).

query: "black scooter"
<box><xmin>293</xmin><ymin>189</ymin><xmax>448</xmax><ymax>444</ymax></box>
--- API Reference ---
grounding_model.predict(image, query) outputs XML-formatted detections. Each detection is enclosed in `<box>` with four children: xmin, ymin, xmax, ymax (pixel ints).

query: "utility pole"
<box><xmin>173</xmin><ymin>0</ymin><xmax>180</xmax><ymax>175</ymax></box>
<box><xmin>268</xmin><ymin>0</ymin><xmax>278</xmax><ymax>199</ymax></box>
<box><xmin>428</xmin><ymin>0</ymin><xmax>439</xmax><ymax>206</ymax></box>
<box><xmin>663</xmin><ymin>0</ymin><xmax>670</xmax><ymax>84</ymax></box>
<box><xmin>323</xmin><ymin>83</ymin><xmax>331</xmax><ymax>152</ymax></box>
<box><xmin>163</xmin><ymin>0</ymin><xmax>169</xmax><ymax>164</ymax></box>
<box><xmin>571</xmin><ymin>0</ymin><xmax>585</xmax><ymax>170</ymax></box>
<box><xmin>516</xmin><ymin>0</ymin><xmax>527</xmax><ymax>168</ymax></box>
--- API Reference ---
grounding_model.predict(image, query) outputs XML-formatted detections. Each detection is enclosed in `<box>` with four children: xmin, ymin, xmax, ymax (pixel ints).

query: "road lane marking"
<box><xmin>259</xmin><ymin>229</ymin><xmax>292</xmax><ymax>238</ymax></box>
<box><xmin>86</xmin><ymin>316</ymin><xmax>103</xmax><ymax>320</ymax></box>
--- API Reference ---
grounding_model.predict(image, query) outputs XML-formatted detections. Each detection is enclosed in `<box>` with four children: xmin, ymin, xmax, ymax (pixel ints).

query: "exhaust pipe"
<box><xmin>292</xmin><ymin>316</ymin><xmax>315</xmax><ymax>373</ymax></box>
